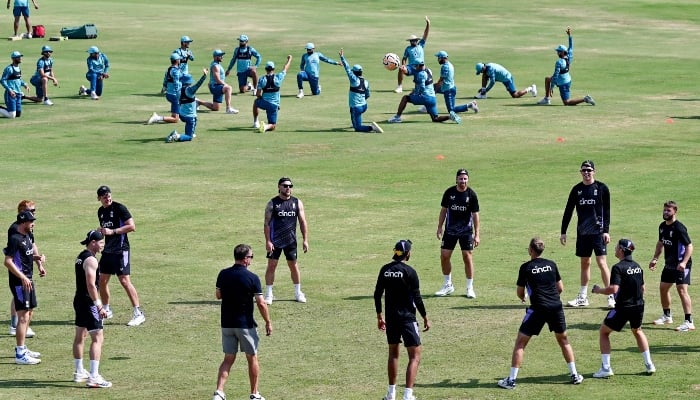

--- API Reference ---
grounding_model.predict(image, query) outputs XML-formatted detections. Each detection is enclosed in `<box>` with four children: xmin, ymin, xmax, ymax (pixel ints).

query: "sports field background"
<box><xmin>1</xmin><ymin>0</ymin><xmax>699</xmax><ymax>399</ymax></box>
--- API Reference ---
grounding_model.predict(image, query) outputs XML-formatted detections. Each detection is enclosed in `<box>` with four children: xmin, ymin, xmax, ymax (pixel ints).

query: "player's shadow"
<box><xmin>449</xmin><ymin>303</ymin><xmax>527</xmax><ymax>310</ymax></box>
<box><xmin>416</xmin><ymin>373</ymin><xmax>574</xmax><ymax>389</ymax></box>
<box><xmin>670</xmin><ymin>98</ymin><xmax>700</xmax><ymax>102</ymax></box>
<box><xmin>124</xmin><ymin>137</ymin><xmax>173</xmax><ymax>143</ymax></box>
<box><xmin>670</xmin><ymin>116</ymin><xmax>700</xmax><ymax>120</ymax></box>
<box><xmin>113</xmin><ymin>120</ymin><xmax>152</xmax><ymax>125</ymax></box>
<box><xmin>640</xmin><ymin>344</ymin><xmax>700</xmax><ymax>354</ymax></box>
<box><xmin>131</xmin><ymin>92</ymin><xmax>168</xmax><ymax>98</ymax></box>
<box><xmin>168</xmin><ymin>300</ymin><xmax>220</xmax><ymax>306</ymax></box>
<box><xmin>0</xmin><ymin>378</ymin><xmax>74</xmax><ymax>388</ymax></box>
<box><xmin>343</xmin><ymin>295</ymin><xmax>373</xmax><ymax>301</ymax></box>
<box><xmin>564</xmin><ymin>321</ymin><xmax>603</xmax><ymax>331</ymax></box>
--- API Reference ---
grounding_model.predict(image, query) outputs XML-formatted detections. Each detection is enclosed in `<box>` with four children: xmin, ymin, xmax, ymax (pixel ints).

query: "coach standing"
<box><xmin>213</xmin><ymin>244</ymin><xmax>271</xmax><ymax>400</ymax></box>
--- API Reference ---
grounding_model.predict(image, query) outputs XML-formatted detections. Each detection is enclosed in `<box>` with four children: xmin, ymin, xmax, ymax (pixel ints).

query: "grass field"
<box><xmin>1</xmin><ymin>0</ymin><xmax>700</xmax><ymax>399</ymax></box>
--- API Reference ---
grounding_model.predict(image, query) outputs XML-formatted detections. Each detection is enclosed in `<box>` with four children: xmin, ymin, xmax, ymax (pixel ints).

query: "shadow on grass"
<box><xmin>0</xmin><ymin>378</ymin><xmax>75</xmax><ymax>389</ymax></box>
<box><xmin>670</xmin><ymin>98</ymin><xmax>700</xmax><ymax>102</ymax></box>
<box><xmin>637</xmin><ymin>343</ymin><xmax>700</xmax><ymax>354</ymax></box>
<box><xmin>670</xmin><ymin>116</ymin><xmax>700</xmax><ymax>120</ymax></box>
<box><xmin>449</xmin><ymin>303</ymin><xmax>528</xmax><ymax>310</ymax></box>
<box><xmin>168</xmin><ymin>300</ymin><xmax>219</xmax><ymax>305</ymax></box>
<box><xmin>416</xmin><ymin>373</ymin><xmax>575</xmax><ymax>389</ymax></box>
<box><xmin>131</xmin><ymin>92</ymin><xmax>167</xmax><ymax>98</ymax></box>
<box><xmin>124</xmin><ymin>137</ymin><xmax>173</xmax><ymax>143</ymax></box>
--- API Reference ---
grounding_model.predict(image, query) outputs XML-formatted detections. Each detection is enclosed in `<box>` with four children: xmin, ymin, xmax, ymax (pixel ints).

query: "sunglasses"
<box><xmin>580</xmin><ymin>169</ymin><xmax>594</xmax><ymax>173</ymax></box>
<box><xmin>28</xmin><ymin>208</ymin><xmax>36</xmax><ymax>212</ymax></box>
<box><xmin>281</xmin><ymin>184</ymin><xmax>293</xmax><ymax>188</ymax></box>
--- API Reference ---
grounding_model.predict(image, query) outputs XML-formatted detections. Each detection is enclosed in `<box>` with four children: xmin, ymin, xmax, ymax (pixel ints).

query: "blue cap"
<box><xmin>180</xmin><ymin>35</ymin><xmax>193</xmax><ymax>43</ymax></box>
<box><xmin>435</xmin><ymin>50</ymin><xmax>448</xmax><ymax>58</ymax></box>
<box><xmin>555</xmin><ymin>45</ymin><xmax>568</xmax><ymax>52</ymax></box>
<box><xmin>239</xmin><ymin>34</ymin><xmax>249</xmax><ymax>42</ymax></box>
<box><xmin>212</xmin><ymin>49</ymin><xmax>225</xmax><ymax>57</ymax></box>
<box><xmin>41</xmin><ymin>45</ymin><xmax>53</xmax><ymax>53</ymax></box>
<box><xmin>170</xmin><ymin>53</ymin><xmax>179</xmax><ymax>61</ymax></box>
<box><xmin>180</xmin><ymin>74</ymin><xmax>193</xmax><ymax>85</ymax></box>
<box><xmin>87</xmin><ymin>46</ymin><xmax>100</xmax><ymax>54</ymax></box>
<box><xmin>10</xmin><ymin>51</ymin><xmax>23</xmax><ymax>59</ymax></box>
<box><xmin>475</xmin><ymin>63</ymin><xmax>484</xmax><ymax>75</ymax></box>
<box><xmin>351</xmin><ymin>64</ymin><xmax>362</xmax><ymax>72</ymax></box>
<box><xmin>265</xmin><ymin>61</ymin><xmax>275</xmax><ymax>70</ymax></box>
<box><xmin>305</xmin><ymin>42</ymin><xmax>315</xmax><ymax>50</ymax></box>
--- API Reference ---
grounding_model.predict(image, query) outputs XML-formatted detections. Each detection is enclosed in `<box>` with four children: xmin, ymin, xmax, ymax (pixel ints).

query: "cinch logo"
<box><xmin>579</xmin><ymin>199</ymin><xmax>596</xmax><ymax>205</ymax></box>
<box><xmin>661</xmin><ymin>239</ymin><xmax>672</xmax><ymax>246</ymax></box>
<box><xmin>384</xmin><ymin>271</ymin><xmax>404</xmax><ymax>278</ymax></box>
<box><xmin>627</xmin><ymin>267</ymin><xmax>643</xmax><ymax>275</ymax></box>
<box><xmin>278</xmin><ymin>210</ymin><xmax>297</xmax><ymax>217</ymax></box>
<box><xmin>25</xmin><ymin>249</ymin><xmax>34</xmax><ymax>256</ymax></box>
<box><xmin>531</xmin><ymin>265</ymin><xmax>552</xmax><ymax>274</ymax></box>
<box><xmin>102</xmin><ymin>221</ymin><xmax>114</xmax><ymax>228</ymax></box>
<box><xmin>451</xmin><ymin>204</ymin><xmax>468</xmax><ymax>211</ymax></box>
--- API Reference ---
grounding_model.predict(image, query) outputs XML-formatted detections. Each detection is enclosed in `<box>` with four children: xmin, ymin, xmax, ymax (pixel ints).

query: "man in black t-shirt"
<box><xmin>374</xmin><ymin>240</ymin><xmax>430</xmax><ymax>400</ymax></box>
<box><xmin>498</xmin><ymin>237</ymin><xmax>583</xmax><ymax>390</ymax></box>
<box><xmin>560</xmin><ymin>160</ymin><xmax>614</xmax><ymax>308</ymax></box>
<box><xmin>435</xmin><ymin>168</ymin><xmax>480</xmax><ymax>298</ymax></box>
<box><xmin>591</xmin><ymin>238</ymin><xmax>655</xmax><ymax>378</ymax></box>
<box><xmin>96</xmin><ymin>185</ymin><xmax>144</xmax><ymax>326</ymax></box>
<box><xmin>649</xmin><ymin>200</ymin><xmax>694</xmax><ymax>332</ymax></box>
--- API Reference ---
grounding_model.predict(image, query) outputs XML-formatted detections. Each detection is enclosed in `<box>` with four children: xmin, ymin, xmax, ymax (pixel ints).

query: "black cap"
<box><xmin>97</xmin><ymin>185</ymin><xmax>111</xmax><ymax>196</ymax></box>
<box><xmin>80</xmin><ymin>229</ymin><xmax>104</xmax><ymax>245</ymax></box>
<box><xmin>456</xmin><ymin>168</ymin><xmax>469</xmax><ymax>176</ymax></box>
<box><xmin>278</xmin><ymin>177</ymin><xmax>292</xmax><ymax>186</ymax></box>
<box><xmin>17</xmin><ymin>210</ymin><xmax>36</xmax><ymax>223</ymax></box>
<box><xmin>617</xmin><ymin>238</ymin><xmax>635</xmax><ymax>253</ymax></box>
<box><xmin>580</xmin><ymin>160</ymin><xmax>595</xmax><ymax>170</ymax></box>
<box><xmin>393</xmin><ymin>239</ymin><xmax>412</xmax><ymax>260</ymax></box>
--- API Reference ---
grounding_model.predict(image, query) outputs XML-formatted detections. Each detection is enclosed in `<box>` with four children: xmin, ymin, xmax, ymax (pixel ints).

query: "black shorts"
<box><xmin>267</xmin><ymin>243</ymin><xmax>298</xmax><ymax>261</ymax></box>
<box><xmin>74</xmin><ymin>297</ymin><xmax>104</xmax><ymax>331</ymax></box>
<box><xmin>603</xmin><ymin>305</ymin><xmax>644</xmax><ymax>331</ymax></box>
<box><xmin>10</xmin><ymin>283</ymin><xmax>37</xmax><ymax>311</ymax></box>
<box><xmin>99</xmin><ymin>251</ymin><xmax>131</xmax><ymax>276</ymax></box>
<box><xmin>385</xmin><ymin>319</ymin><xmax>421</xmax><ymax>347</ymax></box>
<box><xmin>519</xmin><ymin>306</ymin><xmax>567</xmax><ymax>336</ymax></box>
<box><xmin>575</xmin><ymin>234</ymin><xmax>607</xmax><ymax>258</ymax></box>
<box><xmin>661</xmin><ymin>265</ymin><xmax>692</xmax><ymax>285</ymax></box>
<box><xmin>441</xmin><ymin>233</ymin><xmax>474</xmax><ymax>251</ymax></box>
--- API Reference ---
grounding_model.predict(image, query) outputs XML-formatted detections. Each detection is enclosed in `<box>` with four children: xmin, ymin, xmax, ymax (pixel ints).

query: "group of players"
<box><xmin>374</xmin><ymin>162</ymin><xmax>693</xmax><ymax>399</ymax></box>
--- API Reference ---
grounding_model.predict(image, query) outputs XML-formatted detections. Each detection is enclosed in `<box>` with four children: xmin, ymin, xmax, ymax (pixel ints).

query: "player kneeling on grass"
<box><xmin>72</xmin><ymin>230</ymin><xmax>112</xmax><ymax>388</ymax></box>
<box><xmin>165</xmin><ymin>69</ymin><xmax>208</xmax><ymax>143</ymax></box>
<box><xmin>1</xmin><ymin>51</ymin><xmax>30</xmax><ymax>119</ymax></box>
<box><xmin>387</xmin><ymin>62</ymin><xmax>451</xmax><ymax>124</ymax></box>
<box><xmin>253</xmin><ymin>56</ymin><xmax>292</xmax><ymax>133</ymax></box>
<box><xmin>147</xmin><ymin>53</ymin><xmax>182</xmax><ymax>125</ymax></box>
<box><xmin>339</xmin><ymin>48</ymin><xmax>382</xmax><ymax>133</ymax></box>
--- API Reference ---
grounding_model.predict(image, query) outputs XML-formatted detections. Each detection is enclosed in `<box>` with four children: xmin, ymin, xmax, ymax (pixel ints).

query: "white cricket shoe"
<box><xmin>537</xmin><ymin>97</ymin><xmax>550</xmax><ymax>105</ymax></box>
<box><xmin>165</xmin><ymin>130</ymin><xmax>179</xmax><ymax>143</ymax></box>
<box><xmin>78</xmin><ymin>85</ymin><xmax>87</xmax><ymax>95</ymax></box>
<box><xmin>249</xmin><ymin>393</ymin><xmax>266</xmax><ymax>400</ymax></box>
<box><xmin>570</xmin><ymin>374</ymin><xmax>584</xmax><ymax>385</ymax></box>
<box><xmin>497</xmin><ymin>377</ymin><xmax>516</xmax><ymax>389</ymax></box>
<box><xmin>474</xmin><ymin>93</ymin><xmax>487</xmax><ymax>99</ymax></box>
<box><xmin>584</xmin><ymin>95</ymin><xmax>596</xmax><ymax>106</ymax></box>
<box><xmin>147</xmin><ymin>112</ymin><xmax>159</xmax><ymax>124</ymax></box>
<box><xmin>90</xmin><ymin>92</ymin><xmax>99</xmax><ymax>100</ymax></box>
<box><xmin>645</xmin><ymin>362</ymin><xmax>656</xmax><ymax>374</ymax></box>
<box><xmin>264</xmin><ymin>294</ymin><xmax>273</xmax><ymax>305</ymax></box>
<box><xmin>382</xmin><ymin>392</ymin><xmax>396</xmax><ymax>400</ymax></box>
<box><xmin>43</xmin><ymin>99</ymin><xmax>54</xmax><ymax>106</ymax></box>
<box><xmin>127</xmin><ymin>312</ymin><xmax>146</xmax><ymax>327</ymax></box>
<box><xmin>607</xmin><ymin>295</ymin><xmax>616</xmax><ymax>309</ymax></box>
<box><xmin>25</xmin><ymin>348</ymin><xmax>40</xmax><ymax>358</ymax></box>
<box><xmin>295</xmin><ymin>292</ymin><xmax>307</xmax><ymax>303</ymax></box>
<box><xmin>387</xmin><ymin>115</ymin><xmax>402</xmax><ymax>123</ymax></box>
<box><xmin>86</xmin><ymin>374</ymin><xmax>112</xmax><ymax>388</ymax></box>
<box><xmin>530</xmin><ymin>84</ymin><xmax>537</xmax><ymax>97</ymax></box>
<box><xmin>653</xmin><ymin>314</ymin><xmax>673</xmax><ymax>325</ymax></box>
<box><xmin>567</xmin><ymin>295</ymin><xmax>589</xmax><ymax>307</ymax></box>
<box><xmin>73</xmin><ymin>370</ymin><xmax>90</xmax><ymax>383</ymax></box>
<box><xmin>296</xmin><ymin>89</ymin><xmax>304</xmax><ymax>99</ymax></box>
<box><xmin>466</xmin><ymin>287</ymin><xmax>477</xmax><ymax>299</ymax></box>
<box><xmin>470</xmin><ymin>101</ymin><xmax>479</xmax><ymax>113</ymax></box>
<box><xmin>675</xmin><ymin>320</ymin><xmax>695</xmax><ymax>332</ymax></box>
<box><xmin>449</xmin><ymin>111</ymin><xmax>462</xmax><ymax>124</ymax></box>
<box><xmin>213</xmin><ymin>390</ymin><xmax>226</xmax><ymax>400</ymax></box>
<box><xmin>253</xmin><ymin>121</ymin><xmax>260</xmax><ymax>129</ymax></box>
<box><xmin>417</xmin><ymin>105</ymin><xmax>427</xmax><ymax>113</ymax></box>
<box><xmin>435</xmin><ymin>283</ymin><xmax>455</xmax><ymax>296</ymax></box>
<box><xmin>370</xmin><ymin>121</ymin><xmax>383</xmax><ymax>133</ymax></box>
<box><xmin>593</xmin><ymin>366</ymin><xmax>613</xmax><ymax>378</ymax></box>
<box><xmin>225</xmin><ymin>107</ymin><xmax>239</xmax><ymax>114</ymax></box>
<box><xmin>7</xmin><ymin>325</ymin><xmax>31</xmax><ymax>336</ymax></box>
<box><xmin>15</xmin><ymin>352</ymin><xmax>40</xmax><ymax>365</ymax></box>
<box><xmin>393</xmin><ymin>86</ymin><xmax>403</xmax><ymax>93</ymax></box>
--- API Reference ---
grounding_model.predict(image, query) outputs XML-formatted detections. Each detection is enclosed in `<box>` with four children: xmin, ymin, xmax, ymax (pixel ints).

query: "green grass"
<box><xmin>2</xmin><ymin>0</ymin><xmax>700</xmax><ymax>399</ymax></box>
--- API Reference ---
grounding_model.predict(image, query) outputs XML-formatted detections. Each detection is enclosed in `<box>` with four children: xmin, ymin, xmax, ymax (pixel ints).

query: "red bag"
<box><xmin>32</xmin><ymin>25</ymin><xmax>46</xmax><ymax>38</ymax></box>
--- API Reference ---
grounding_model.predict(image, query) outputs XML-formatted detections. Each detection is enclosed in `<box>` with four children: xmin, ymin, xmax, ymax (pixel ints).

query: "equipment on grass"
<box><xmin>382</xmin><ymin>53</ymin><xmax>400</xmax><ymax>71</ymax></box>
<box><xmin>60</xmin><ymin>24</ymin><xmax>98</xmax><ymax>39</ymax></box>
<box><xmin>32</xmin><ymin>25</ymin><xmax>45</xmax><ymax>38</ymax></box>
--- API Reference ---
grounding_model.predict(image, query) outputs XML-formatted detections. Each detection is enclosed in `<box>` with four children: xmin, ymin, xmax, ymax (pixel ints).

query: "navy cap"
<box><xmin>617</xmin><ymin>238</ymin><xmax>635</xmax><ymax>253</ymax></box>
<box><xmin>278</xmin><ymin>177</ymin><xmax>292</xmax><ymax>186</ymax></box>
<box><xmin>81</xmin><ymin>229</ymin><xmax>104</xmax><ymax>245</ymax></box>
<box><xmin>97</xmin><ymin>185</ymin><xmax>111</xmax><ymax>196</ymax></box>
<box><xmin>17</xmin><ymin>210</ymin><xmax>36</xmax><ymax>223</ymax></box>
<box><xmin>456</xmin><ymin>168</ymin><xmax>469</xmax><ymax>176</ymax></box>
<box><xmin>393</xmin><ymin>240</ymin><xmax>412</xmax><ymax>260</ymax></box>
<box><xmin>580</xmin><ymin>160</ymin><xmax>595</xmax><ymax>170</ymax></box>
